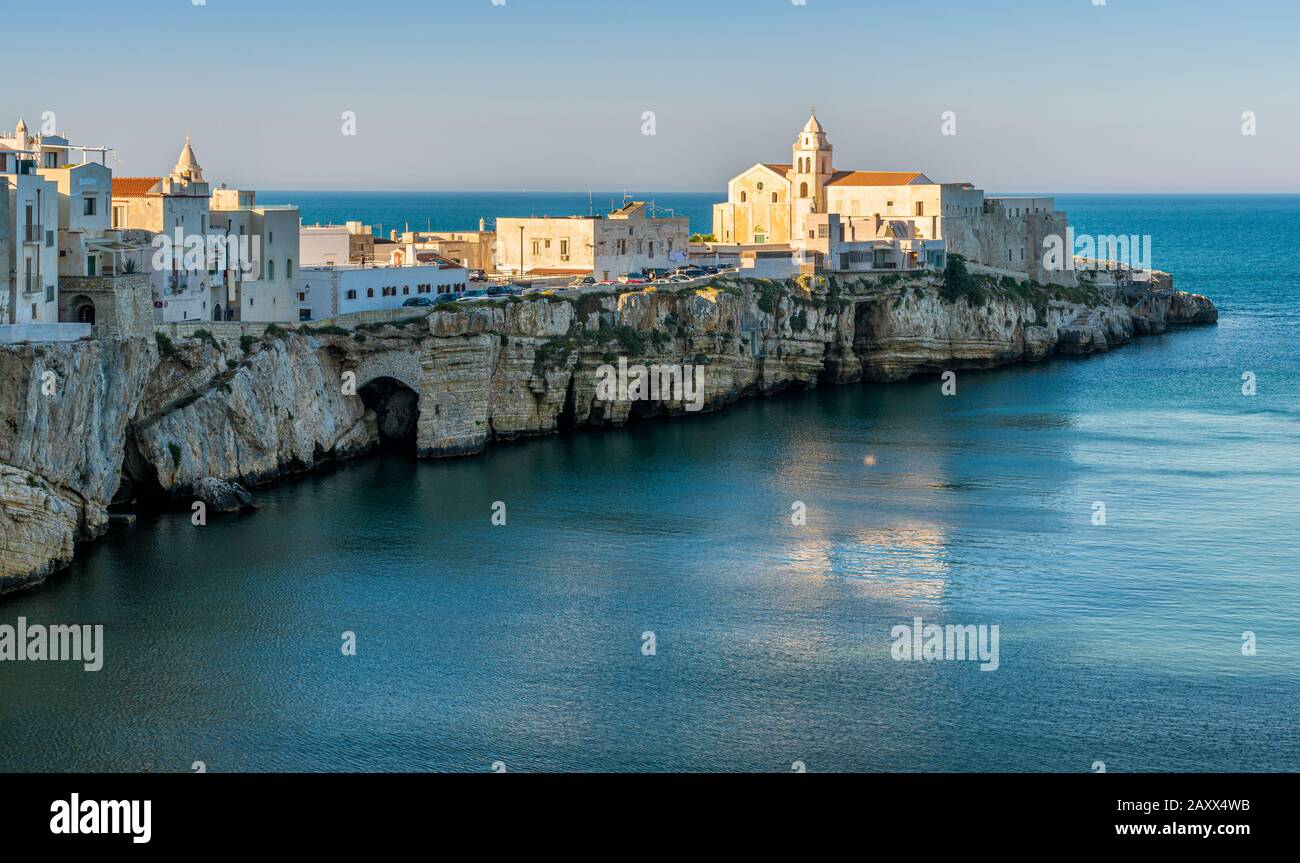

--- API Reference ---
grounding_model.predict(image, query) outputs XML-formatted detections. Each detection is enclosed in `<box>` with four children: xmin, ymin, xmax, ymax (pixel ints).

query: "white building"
<box><xmin>496</xmin><ymin>201</ymin><xmax>689</xmax><ymax>281</ymax></box>
<box><xmin>0</xmin><ymin>120</ymin><xmax>60</xmax><ymax>325</ymax></box>
<box><xmin>296</xmin><ymin>255</ymin><xmax>468</xmax><ymax>321</ymax></box>
<box><xmin>209</xmin><ymin>188</ymin><xmax>300</xmax><ymax>323</ymax></box>
<box><xmin>111</xmin><ymin>138</ymin><xmax>214</xmax><ymax>322</ymax></box>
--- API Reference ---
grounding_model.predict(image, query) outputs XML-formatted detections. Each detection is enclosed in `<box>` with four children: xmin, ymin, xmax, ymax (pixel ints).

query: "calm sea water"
<box><xmin>2</xmin><ymin>195</ymin><xmax>1297</xmax><ymax>772</ymax></box>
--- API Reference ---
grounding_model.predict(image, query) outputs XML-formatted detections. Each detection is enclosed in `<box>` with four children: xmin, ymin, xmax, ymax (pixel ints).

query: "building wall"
<box><xmin>241</xmin><ymin>207</ymin><xmax>300</xmax><ymax>323</ymax></box>
<box><xmin>495</xmin><ymin>216</ymin><xmax>597</xmax><ymax>276</ymax></box>
<box><xmin>592</xmin><ymin>216</ymin><xmax>689</xmax><ymax>279</ymax></box>
<box><xmin>57</xmin><ymin>273</ymin><xmax>153</xmax><ymax>338</ymax></box>
<box><xmin>944</xmin><ymin>211</ymin><xmax>1075</xmax><ymax>285</ymax></box>
<box><xmin>0</xmin><ymin>182</ymin><xmax>10</xmax><ymax>323</ymax></box>
<box><xmin>152</xmin><ymin>194</ymin><xmax>212</xmax><ymax>323</ymax></box>
<box><xmin>395</xmin><ymin>230</ymin><xmax>497</xmax><ymax>272</ymax></box>
<box><xmin>41</xmin><ymin>162</ymin><xmax>112</xmax><ymax>277</ymax></box>
<box><xmin>4</xmin><ymin>173</ymin><xmax>60</xmax><ymax>324</ymax></box>
<box><xmin>296</xmin><ymin>263</ymin><xmax>469</xmax><ymax>320</ymax></box>
<box><xmin>300</xmin><ymin>225</ymin><xmax>352</xmax><ymax>267</ymax></box>
<box><xmin>713</xmin><ymin>165</ymin><xmax>793</xmax><ymax>245</ymax></box>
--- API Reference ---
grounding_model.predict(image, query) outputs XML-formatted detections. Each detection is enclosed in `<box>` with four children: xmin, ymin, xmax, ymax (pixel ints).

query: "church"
<box><xmin>713</xmin><ymin>113</ymin><xmax>979</xmax><ymax>248</ymax></box>
<box><xmin>711</xmin><ymin>114</ymin><xmax>1064</xmax><ymax>283</ymax></box>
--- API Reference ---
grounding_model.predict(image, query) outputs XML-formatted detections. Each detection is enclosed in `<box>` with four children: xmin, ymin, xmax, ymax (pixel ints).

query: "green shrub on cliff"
<box><xmin>940</xmin><ymin>255</ymin><xmax>987</xmax><ymax>306</ymax></box>
<box><xmin>753</xmin><ymin>280</ymin><xmax>784</xmax><ymax>315</ymax></box>
<box><xmin>155</xmin><ymin>332</ymin><xmax>176</xmax><ymax>358</ymax></box>
<box><xmin>240</xmin><ymin>334</ymin><xmax>256</xmax><ymax>354</ymax></box>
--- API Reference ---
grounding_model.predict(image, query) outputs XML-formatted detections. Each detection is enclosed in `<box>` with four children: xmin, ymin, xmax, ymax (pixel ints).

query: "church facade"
<box><xmin>712</xmin><ymin>115</ymin><xmax>1070</xmax><ymax>284</ymax></box>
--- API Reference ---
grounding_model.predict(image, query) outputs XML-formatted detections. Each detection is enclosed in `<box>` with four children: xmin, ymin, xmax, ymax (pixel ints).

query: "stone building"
<box><xmin>111</xmin><ymin>138</ymin><xmax>214</xmax><ymax>322</ymax></box>
<box><xmin>497</xmin><ymin>202</ymin><xmax>689</xmax><ymax>281</ymax></box>
<box><xmin>391</xmin><ymin>225</ymin><xmax>497</xmax><ymax>274</ymax></box>
<box><xmin>713</xmin><ymin>114</ymin><xmax>1072</xmax><ymax>283</ymax></box>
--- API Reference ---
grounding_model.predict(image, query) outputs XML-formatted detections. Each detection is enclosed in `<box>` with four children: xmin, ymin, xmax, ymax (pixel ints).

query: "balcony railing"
<box><xmin>23</xmin><ymin>223</ymin><xmax>43</xmax><ymax>244</ymax></box>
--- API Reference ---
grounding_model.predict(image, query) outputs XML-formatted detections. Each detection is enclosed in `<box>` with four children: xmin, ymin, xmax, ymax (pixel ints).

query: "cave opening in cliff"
<box><xmin>115</xmin><ymin>426</ymin><xmax>170</xmax><ymax>511</ymax></box>
<box><xmin>358</xmin><ymin>377</ymin><xmax>420</xmax><ymax>453</ymax></box>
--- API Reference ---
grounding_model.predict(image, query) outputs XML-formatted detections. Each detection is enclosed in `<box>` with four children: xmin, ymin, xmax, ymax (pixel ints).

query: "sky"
<box><xmin>6</xmin><ymin>0</ymin><xmax>1298</xmax><ymax>193</ymax></box>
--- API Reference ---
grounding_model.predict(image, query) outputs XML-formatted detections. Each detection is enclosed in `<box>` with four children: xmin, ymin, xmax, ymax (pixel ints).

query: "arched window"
<box><xmin>367</xmin><ymin>288</ymin><xmax>374</xmax><ymax>298</ymax></box>
<box><xmin>740</xmin><ymin>191</ymin><xmax>747</xmax><ymax>202</ymax></box>
<box><xmin>266</xmin><ymin>259</ymin><xmax>275</xmax><ymax>280</ymax></box>
<box><xmin>800</xmin><ymin>182</ymin><xmax>809</xmax><ymax>198</ymax></box>
<box><xmin>286</xmin><ymin>258</ymin><xmax>294</xmax><ymax>278</ymax></box>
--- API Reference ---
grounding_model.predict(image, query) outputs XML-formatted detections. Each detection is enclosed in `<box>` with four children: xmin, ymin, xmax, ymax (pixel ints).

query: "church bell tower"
<box><xmin>791</xmin><ymin>112</ymin><xmax>833</xmax><ymax>240</ymax></box>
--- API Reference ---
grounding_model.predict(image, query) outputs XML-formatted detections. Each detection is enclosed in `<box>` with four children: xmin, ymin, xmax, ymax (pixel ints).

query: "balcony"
<box><xmin>23</xmin><ymin>223</ymin><xmax>44</xmax><ymax>244</ymax></box>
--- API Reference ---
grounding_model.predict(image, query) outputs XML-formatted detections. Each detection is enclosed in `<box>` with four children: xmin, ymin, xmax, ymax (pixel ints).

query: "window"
<box><xmin>346</xmin><ymin>289</ymin><xmax>357</xmax><ymax>300</ymax></box>
<box><xmin>886</xmin><ymin>201</ymin><xmax>894</xmax><ymax>213</ymax></box>
<box><xmin>83</xmin><ymin>196</ymin><xmax>97</xmax><ymax>216</ymax></box>
<box><xmin>740</xmin><ymin>191</ymin><xmax>747</xmax><ymax>203</ymax></box>
<box><xmin>367</xmin><ymin>288</ymin><xmax>374</xmax><ymax>298</ymax></box>
<box><xmin>44</xmin><ymin>151</ymin><xmax>57</xmax><ymax>168</ymax></box>
<box><xmin>915</xmin><ymin>202</ymin><xmax>924</xmax><ymax>216</ymax></box>
<box><xmin>266</xmin><ymin>260</ymin><xmax>275</xmax><ymax>280</ymax></box>
<box><xmin>403</xmin><ymin>286</ymin><xmax>410</xmax><ymax>295</ymax></box>
<box><xmin>800</xmin><ymin>182</ymin><xmax>809</xmax><ymax>198</ymax></box>
<box><xmin>649</xmin><ymin>241</ymin><xmax>655</xmax><ymax>259</ymax></box>
<box><xmin>286</xmin><ymin>259</ymin><xmax>294</xmax><ymax>278</ymax></box>
<box><xmin>560</xmin><ymin>239</ymin><xmax>569</xmax><ymax>261</ymax></box>
<box><xmin>756</xmin><ymin>181</ymin><xmax>764</xmax><ymax>192</ymax></box>
<box><xmin>817</xmin><ymin>225</ymin><xmax>830</xmax><ymax>239</ymax></box>
<box><xmin>771</xmin><ymin>193</ymin><xmax>778</xmax><ymax>203</ymax></box>
<box><xmin>531</xmin><ymin>240</ymin><xmax>540</xmax><ymax>256</ymax></box>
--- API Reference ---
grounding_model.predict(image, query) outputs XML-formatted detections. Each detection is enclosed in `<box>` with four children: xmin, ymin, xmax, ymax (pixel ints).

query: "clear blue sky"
<box><xmin>8</xmin><ymin>0</ymin><xmax>1297</xmax><ymax>192</ymax></box>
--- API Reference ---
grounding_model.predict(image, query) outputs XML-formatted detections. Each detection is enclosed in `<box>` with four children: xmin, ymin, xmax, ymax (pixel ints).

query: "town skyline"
<box><xmin>8</xmin><ymin>0</ymin><xmax>1297</xmax><ymax>194</ymax></box>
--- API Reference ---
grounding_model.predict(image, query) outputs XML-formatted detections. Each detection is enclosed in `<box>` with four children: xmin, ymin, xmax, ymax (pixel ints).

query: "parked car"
<box><xmin>568</xmin><ymin>276</ymin><xmax>597</xmax><ymax>288</ymax></box>
<box><xmin>701</xmin><ymin>265</ymin><xmax>722</xmax><ymax>275</ymax></box>
<box><xmin>457</xmin><ymin>289</ymin><xmax>490</xmax><ymax>302</ymax></box>
<box><xmin>641</xmin><ymin>268</ymin><xmax>671</xmax><ymax>282</ymax></box>
<box><xmin>468</xmin><ymin>269</ymin><xmax>487</xmax><ymax>282</ymax></box>
<box><xmin>521</xmin><ymin>286</ymin><xmax>548</xmax><ymax>296</ymax></box>
<box><xmin>617</xmin><ymin>273</ymin><xmax>647</xmax><ymax>285</ymax></box>
<box><xmin>485</xmin><ymin>284</ymin><xmax>513</xmax><ymax>296</ymax></box>
<box><xmin>433</xmin><ymin>292</ymin><xmax>458</xmax><ymax>304</ymax></box>
<box><xmin>680</xmin><ymin>267</ymin><xmax>708</xmax><ymax>278</ymax></box>
<box><xmin>402</xmin><ymin>296</ymin><xmax>436</xmax><ymax>307</ymax></box>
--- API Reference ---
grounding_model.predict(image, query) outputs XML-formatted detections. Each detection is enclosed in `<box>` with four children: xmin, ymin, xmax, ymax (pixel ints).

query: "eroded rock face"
<box><xmin>0</xmin><ymin>276</ymin><xmax>1217</xmax><ymax>593</ymax></box>
<box><xmin>0</xmin><ymin>338</ymin><xmax>155</xmax><ymax>591</ymax></box>
<box><xmin>1168</xmin><ymin>291</ymin><xmax>1219</xmax><ymax>325</ymax></box>
<box><xmin>193</xmin><ymin>477</ymin><xmax>255</xmax><ymax>513</ymax></box>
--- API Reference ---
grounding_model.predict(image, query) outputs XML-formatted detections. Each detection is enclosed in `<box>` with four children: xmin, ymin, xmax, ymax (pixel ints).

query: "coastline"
<box><xmin>0</xmin><ymin>272</ymin><xmax>1217</xmax><ymax>595</ymax></box>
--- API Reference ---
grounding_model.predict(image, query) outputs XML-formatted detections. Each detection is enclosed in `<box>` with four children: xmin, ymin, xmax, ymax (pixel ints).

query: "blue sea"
<box><xmin>1</xmin><ymin>194</ymin><xmax>1297</xmax><ymax>772</ymax></box>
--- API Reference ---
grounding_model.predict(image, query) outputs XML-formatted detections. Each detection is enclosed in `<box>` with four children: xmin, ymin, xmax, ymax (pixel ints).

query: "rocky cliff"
<box><xmin>1</xmin><ymin>272</ymin><xmax>1217</xmax><ymax>593</ymax></box>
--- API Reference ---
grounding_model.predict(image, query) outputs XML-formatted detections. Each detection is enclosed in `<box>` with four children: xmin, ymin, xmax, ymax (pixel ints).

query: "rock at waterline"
<box><xmin>192</xmin><ymin>477</ymin><xmax>256</xmax><ymax>513</ymax></box>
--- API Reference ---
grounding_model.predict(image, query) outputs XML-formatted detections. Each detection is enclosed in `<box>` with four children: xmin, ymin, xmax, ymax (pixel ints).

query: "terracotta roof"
<box><xmin>761</xmin><ymin>163</ymin><xmax>792</xmax><ymax>174</ymax></box>
<box><xmin>112</xmin><ymin>177</ymin><xmax>162</xmax><ymax>198</ymax></box>
<box><xmin>827</xmin><ymin>171</ymin><xmax>930</xmax><ymax>187</ymax></box>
